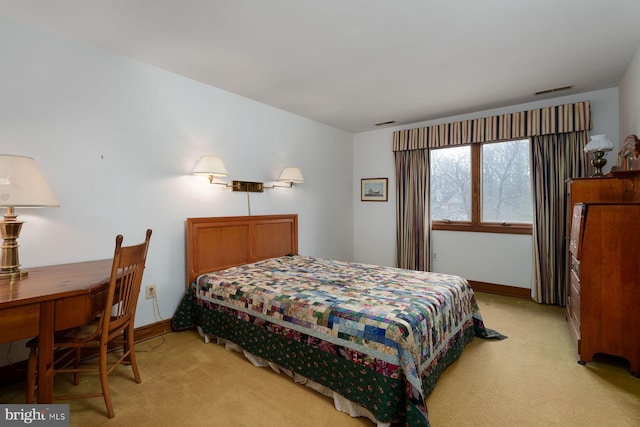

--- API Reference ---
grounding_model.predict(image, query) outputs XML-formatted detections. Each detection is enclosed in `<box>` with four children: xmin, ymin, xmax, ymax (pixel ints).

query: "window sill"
<box><xmin>432</xmin><ymin>222</ymin><xmax>532</xmax><ymax>235</ymax></box>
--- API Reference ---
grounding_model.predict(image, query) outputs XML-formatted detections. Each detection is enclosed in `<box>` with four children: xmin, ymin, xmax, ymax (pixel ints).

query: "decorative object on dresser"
<box><xmin>583</xmin><ymin>134</ymin><xmax>613</xmax><ymax>177</ymax></box>
<box><xmin>568</xmin><ymin>203</ymin><xmax>639</xmax><ymax>376</ymax></box>
<box><xmin>618</xmin><ymin>134</ymin><xmax>640</xmax><ymax>171</ymax></box>
<box><xmin>0</xmin><ymin>155</ymin><xmax>59</xmax><ymax>279</ymax></box>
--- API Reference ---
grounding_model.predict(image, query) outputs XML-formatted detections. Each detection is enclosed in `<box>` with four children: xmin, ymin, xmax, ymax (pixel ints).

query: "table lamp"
<box><xmin>584</xmin><ymin>134</ymin><xmax>613</xmax><ymax>177</ymax></box>
<box><xmin>0</xmin><ymin>155</ymin><xmax>59</xmax><ymax>280</ymax></box>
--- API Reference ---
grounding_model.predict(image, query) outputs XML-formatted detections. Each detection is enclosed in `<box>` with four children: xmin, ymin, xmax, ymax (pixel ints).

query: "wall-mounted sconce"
<box><xmin>192</xmin><ymin>156</ymin><xmax>303</xmax><ymax>192</ymax></box>
<box><xmin>267</xmin><ymin>167</ymin><xmax>305</xmax><ymax>189</ymax></box>
<box><xmin>192</xmin><ymin>156</ymin><xmax>228</xmax><ymax>185</ymax></box>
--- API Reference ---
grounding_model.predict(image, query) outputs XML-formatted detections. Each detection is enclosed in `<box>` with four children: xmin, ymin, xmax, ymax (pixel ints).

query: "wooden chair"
<box><xmin>26</xmin><ymin>229</ymin><xmax>152</xmax><ymax>418</ymax></box>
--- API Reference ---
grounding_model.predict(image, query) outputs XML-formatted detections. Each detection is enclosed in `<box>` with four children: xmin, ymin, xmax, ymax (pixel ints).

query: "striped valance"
<box><xmin>393</xmin><ymin>101</ymin><xmax>591</xmax><ymax>151</ymax></box>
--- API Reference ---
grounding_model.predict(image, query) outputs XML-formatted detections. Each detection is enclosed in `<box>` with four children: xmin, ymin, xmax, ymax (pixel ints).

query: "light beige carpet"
<box><xmin>1</xmin><ymin>292</ymin><xmax>638</xmax><ymax>426</ymax></box>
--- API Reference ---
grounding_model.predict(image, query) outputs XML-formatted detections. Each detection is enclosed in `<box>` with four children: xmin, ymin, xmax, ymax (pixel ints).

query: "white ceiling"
<box><xmin>2</xmin><ymin>0</ymin><xmax>640</xmax><ymax>133</ymax></box>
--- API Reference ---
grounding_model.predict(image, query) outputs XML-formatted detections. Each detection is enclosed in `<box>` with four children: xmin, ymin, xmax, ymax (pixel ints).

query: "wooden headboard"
<box><xmin>185</xmin><ymin>214</ymin><xmax>298</xmax><ymax>287</ymax></box>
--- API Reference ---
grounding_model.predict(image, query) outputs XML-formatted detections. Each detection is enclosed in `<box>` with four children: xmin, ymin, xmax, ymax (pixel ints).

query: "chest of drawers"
<box><xmin>568</xmin><ymin>202</ymin><xmax>640</xmax><ymax>376</ymax></box>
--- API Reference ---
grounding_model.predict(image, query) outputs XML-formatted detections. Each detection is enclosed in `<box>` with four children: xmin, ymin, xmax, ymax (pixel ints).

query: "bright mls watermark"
<box><xmin>1</xmin><ymin>405</ymin><xmax>69</xmax><ymax>426</ymax></box>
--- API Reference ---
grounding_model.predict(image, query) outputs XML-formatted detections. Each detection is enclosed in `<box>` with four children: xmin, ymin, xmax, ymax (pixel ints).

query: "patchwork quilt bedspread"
<box><xmin>173</xmin><ymin>255</ymin><xmax>501</xmax><ymax>426</ymax></box>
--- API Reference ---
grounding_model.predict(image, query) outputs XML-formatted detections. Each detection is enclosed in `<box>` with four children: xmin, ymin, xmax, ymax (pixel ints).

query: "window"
<box><xmin>430</xmin><ymin>145</ymin><xmax>471</xmax><ymax>221</ymax></box>
<box><xmin>430</xmin><ymin>138</ymin><xmax>532</xmax><ymax>234</ymax></box>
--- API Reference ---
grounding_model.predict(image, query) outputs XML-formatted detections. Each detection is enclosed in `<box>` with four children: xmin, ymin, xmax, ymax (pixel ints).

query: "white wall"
<box><xmin>0</xmin><ymin>18</ymin><xmax>354</xmax><ymax>363</ymax></box>
<box><xmin>353</xmin><ymin>88</ymin><xmax>620</xmax><ymax>289</ymax></box>
<box><xmin>619</xmin><ymin>42</ymin><xmax>640</xmax><ymax>136</ymax></box>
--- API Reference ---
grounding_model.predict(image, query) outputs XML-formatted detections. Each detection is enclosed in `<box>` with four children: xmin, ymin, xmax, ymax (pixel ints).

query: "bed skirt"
<box><xmin>196</xmin><ymin>326</ymin><xmax>392</xmax><ymax>427</ymax></box>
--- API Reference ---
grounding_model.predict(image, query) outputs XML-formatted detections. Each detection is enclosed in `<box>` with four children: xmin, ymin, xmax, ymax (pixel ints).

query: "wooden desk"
<box><xmin>0</xmin><ymin>259</ymin><xmax>112</xmax><ymax>403</ymax></box>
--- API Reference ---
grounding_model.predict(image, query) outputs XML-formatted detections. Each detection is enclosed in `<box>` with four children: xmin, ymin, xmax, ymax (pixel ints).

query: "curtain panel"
<box><xmin>394</xmin><ymin>149</ymin><xmax>430</xmax><ymax>271</ymax></box>
<box><xmin>392</xmin><ymin>101</ymin><xmax>591</xmax><ymax>150</ymax></box>
<box><xmin>530</xmin><ymin>131</ymin><xmax>589</xmax><ymax>304</ymax></box>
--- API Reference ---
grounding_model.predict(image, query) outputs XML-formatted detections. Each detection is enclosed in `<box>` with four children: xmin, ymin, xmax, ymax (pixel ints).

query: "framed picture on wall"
<box><xmin>361</xmin><ymin>178</ymin><xmax>388</xmax><ymax>202</ymax></box>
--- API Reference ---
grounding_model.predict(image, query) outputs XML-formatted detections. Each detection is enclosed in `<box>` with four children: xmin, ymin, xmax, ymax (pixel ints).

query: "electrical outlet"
<box><xmin>145</xmin><ymin>285</ymin><xmax>156</xmax><ymax>299</ymax></box>
<box><xmin>432</xmin><ymin>252</ymin><xmax>437</xmax><ymax>260</ymax></box>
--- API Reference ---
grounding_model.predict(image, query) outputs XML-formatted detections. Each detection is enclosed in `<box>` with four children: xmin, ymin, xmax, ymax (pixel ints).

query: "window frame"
<box><xmin>431</xmin><ymin>139</ymin><xmax>533</xmax><ymax>235</ymax></box>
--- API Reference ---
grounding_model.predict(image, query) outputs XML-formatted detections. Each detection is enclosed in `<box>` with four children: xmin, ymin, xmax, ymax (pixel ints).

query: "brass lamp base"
<box><xmin>0</xmin><ymin>207</ymin><xmax>28</xmax><ymax>280</ymax></box>
<box><xmin>0</xmin><ymin>269</ymin><xmax>28</xmax><ymax>280</ymax></box>
<box><xmin>590</xmin><ymin>150</ymin><xmax>608</xmax><ymax>177</ymax></box>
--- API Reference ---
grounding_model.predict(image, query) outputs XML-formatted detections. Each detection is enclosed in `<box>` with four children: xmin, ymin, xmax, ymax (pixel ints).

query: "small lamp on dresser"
<box><xmin>0</xmin><ymin>154</ymin><xmax>59</xmax><ymax>280</ymax></box>
<box><xmin>584</xmin><ymin>134</ymin><xmax>613</xmax><ymax>177</ymax></box>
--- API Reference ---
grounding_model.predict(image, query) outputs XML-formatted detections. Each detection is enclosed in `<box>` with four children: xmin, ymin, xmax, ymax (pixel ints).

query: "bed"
<box><xmin>172</xmin><ymin>214</ymin><xmax>504</xmax><ymax>427</ymax></box>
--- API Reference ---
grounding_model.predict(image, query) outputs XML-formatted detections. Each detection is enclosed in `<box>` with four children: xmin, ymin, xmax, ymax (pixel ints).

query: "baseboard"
<box><xmin>468</xmin><ymin>280</ymin><xmax>531</xmax><ymax>299</ymax></box>
<box><xmin>113</xmin><ymin>318</ymin><xmax>173</xmax><ymax>348</ymax></box>
<box><xmin>0</xmin><ymin>318</ymin><xmax>173</xmax><ymax>388</ymax></box>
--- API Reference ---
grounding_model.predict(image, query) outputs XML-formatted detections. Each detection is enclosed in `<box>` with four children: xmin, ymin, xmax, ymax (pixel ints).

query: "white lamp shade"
<box><xmin>192</xmin><ymin>156</ymin><xmax>228</xmax><ymax>177</ymax></box>
<box><xmin>584</xmin><ymin>134</ymin><xmax>613</xmax><ymax>153</ymax></box>
<box><xmin>278</xmin><ymin>167</ymin><xmax>304</xmax><ymax>183</ymax></box>
<box><xmin>0</xmin><ymin>154</ymin><xmax>59</xmax><ymax>208</ymax></box>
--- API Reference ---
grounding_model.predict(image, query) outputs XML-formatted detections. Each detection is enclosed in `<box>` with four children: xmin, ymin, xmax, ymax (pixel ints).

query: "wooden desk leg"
<box><xmin>37</xmin><ymin>301</ymin><xmax>55</xmax><ymax>403</ymax></box>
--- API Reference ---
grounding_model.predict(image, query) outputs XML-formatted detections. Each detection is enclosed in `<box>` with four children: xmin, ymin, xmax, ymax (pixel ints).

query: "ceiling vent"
<box><xmin>374</xmin><ymin>120</ymin><xmax>396</xmax><ymax>126</ymax></box>
<box><xmin>534</xmin><ymin>85</ymin><xmax>573</xmax><ymax>96</ymax></box>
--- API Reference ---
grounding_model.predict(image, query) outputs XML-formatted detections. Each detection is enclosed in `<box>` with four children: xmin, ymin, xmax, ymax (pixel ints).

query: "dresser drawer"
<box><xmin>0</xmin><ymin>304</ymin><xmax>39</xmax><ymax>341</ymax></box>
<box><xmin>55</xmin><ymin>295</ymin><xmax>92</xmax><ymax>330</ymax></box>
<box><xmin>570</xmin><ymin>256</ymin><xmax>580</xmax><ymax>282</ymax></box>
<box><xmin>569</xmin><ymin>204</ymin><xmax>586</xmax><ymax>258</ymax></box>
<box><xmin>569</xmin><ymin>274</ymin><xmax>580</xmax><ymax>328</ymax></box>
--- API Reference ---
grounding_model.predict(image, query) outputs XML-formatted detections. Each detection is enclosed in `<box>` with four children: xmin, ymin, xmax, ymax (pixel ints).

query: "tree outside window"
<box><xmin>430</xmin><ymin>138</ymin><xmax>532</xmax><ymax>234</ymax></box>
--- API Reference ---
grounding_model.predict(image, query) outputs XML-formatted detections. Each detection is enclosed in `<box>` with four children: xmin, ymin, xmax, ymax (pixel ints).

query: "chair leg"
<box><xmin>125</xmin><ymin>325</ymin><xmax>141</xmax><ymax>383</ymax></box>
<box><xmin>98</xmin><ymin>344</ymin><xmax>114</xmax><ymax>418</ymax></box>
<box><xmin>73</xmin><ymin>347</ymin><xmax>82</xmax><ymax>386</ymax></box>
<box><xmin>26</xmin><ymin>345</ymin><xmax>37</xmax><ymax>403</ymax></box>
